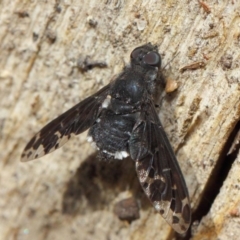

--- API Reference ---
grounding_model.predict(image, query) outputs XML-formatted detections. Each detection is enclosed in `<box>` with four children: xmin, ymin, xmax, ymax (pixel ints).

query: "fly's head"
<box><xmin>130</xmin><ymin>43</ymin><xmax>161</xmax><ymax>71</ymax></box>
<box><xmin>130</xmin><ymin>43</ymin><xmax>162</xmax><ymax>96</ymax></box>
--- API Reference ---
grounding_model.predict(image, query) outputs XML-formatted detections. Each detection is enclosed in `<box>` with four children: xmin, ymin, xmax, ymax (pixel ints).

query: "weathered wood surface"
<box><xmin>0</xmin><ymin>0</ymin><xmax>239</xmax><ymax>239</ymax></box>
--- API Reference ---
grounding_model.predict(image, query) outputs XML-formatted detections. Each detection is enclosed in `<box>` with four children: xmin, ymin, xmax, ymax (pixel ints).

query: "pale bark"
<box><xmin>0</xmin><ymin>0</ymin><xmax>240</xmax><ymax>239</ymax></box>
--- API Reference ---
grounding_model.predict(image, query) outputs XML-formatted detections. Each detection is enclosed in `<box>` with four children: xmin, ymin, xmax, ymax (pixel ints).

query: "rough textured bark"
<box><xmin>0</xmin><ymin>0</ymin><xmax>239</xmax><ymax>239</ymax></box>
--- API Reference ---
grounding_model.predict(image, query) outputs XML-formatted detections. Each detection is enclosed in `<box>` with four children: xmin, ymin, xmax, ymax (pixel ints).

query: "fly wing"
<box><xmin>129</xmin><ymin>100</ymin><xmax>191</xmax><ymax>233</ymax></box>
<box><xmin>21</xmin><ymin>84</ymin><xmax>111</xmax><ymax>162</ymax></box>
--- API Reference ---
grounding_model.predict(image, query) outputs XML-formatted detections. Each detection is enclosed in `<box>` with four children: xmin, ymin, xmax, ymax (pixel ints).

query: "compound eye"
<box><xmin>143</xmin><ymin>51</ymin><xmax>161</xmax><ymax>67</ymax></box>
<box><xmin>131</xmin><ymin>47</ymin><xmax>142</xmax><ymax>60</ymax></box>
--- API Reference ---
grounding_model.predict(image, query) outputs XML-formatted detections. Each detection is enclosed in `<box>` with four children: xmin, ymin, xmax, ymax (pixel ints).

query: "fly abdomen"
<box><xmin>88</xmin><ymin>111</ymin><xmax>137</xmax><ymax>159</ymax></box>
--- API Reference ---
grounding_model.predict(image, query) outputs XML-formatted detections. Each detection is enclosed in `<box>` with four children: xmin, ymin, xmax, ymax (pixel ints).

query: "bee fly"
<box><xmin>21</xmin><ymin>43</ymin><xmax>191</xmax><ymax>233</ymax></box>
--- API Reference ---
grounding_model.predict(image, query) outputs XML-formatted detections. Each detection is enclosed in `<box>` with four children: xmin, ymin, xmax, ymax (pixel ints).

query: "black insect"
<box><xmin>21</xmin><ymin>43</ymin><xmax>191</xmax><ymax>233</ymax></box>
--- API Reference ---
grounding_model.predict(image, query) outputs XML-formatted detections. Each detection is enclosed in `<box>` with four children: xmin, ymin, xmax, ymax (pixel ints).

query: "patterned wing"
<box><xmin>21</xmin><ymin>84</ymin><xmax>111</xmax><ymax>162</ymax></box>
<box><xmin>129</xmin><ymin>101</ymin><xmax>191</xmax><ymax>233</ymax></box>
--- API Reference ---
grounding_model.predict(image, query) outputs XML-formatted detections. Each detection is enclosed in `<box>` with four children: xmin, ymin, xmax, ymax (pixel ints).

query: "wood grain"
<box><xmin>0</xmin><ymin>0</ymin><xmax>239</xmax><ymax>239</ymax></box>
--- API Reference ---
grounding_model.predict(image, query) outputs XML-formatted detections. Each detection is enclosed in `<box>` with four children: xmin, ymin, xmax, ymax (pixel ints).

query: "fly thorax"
<box><xmin>111</xmin><ymin>77</ymin><xmax>145</xmax><ymax>104</ymax></box>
